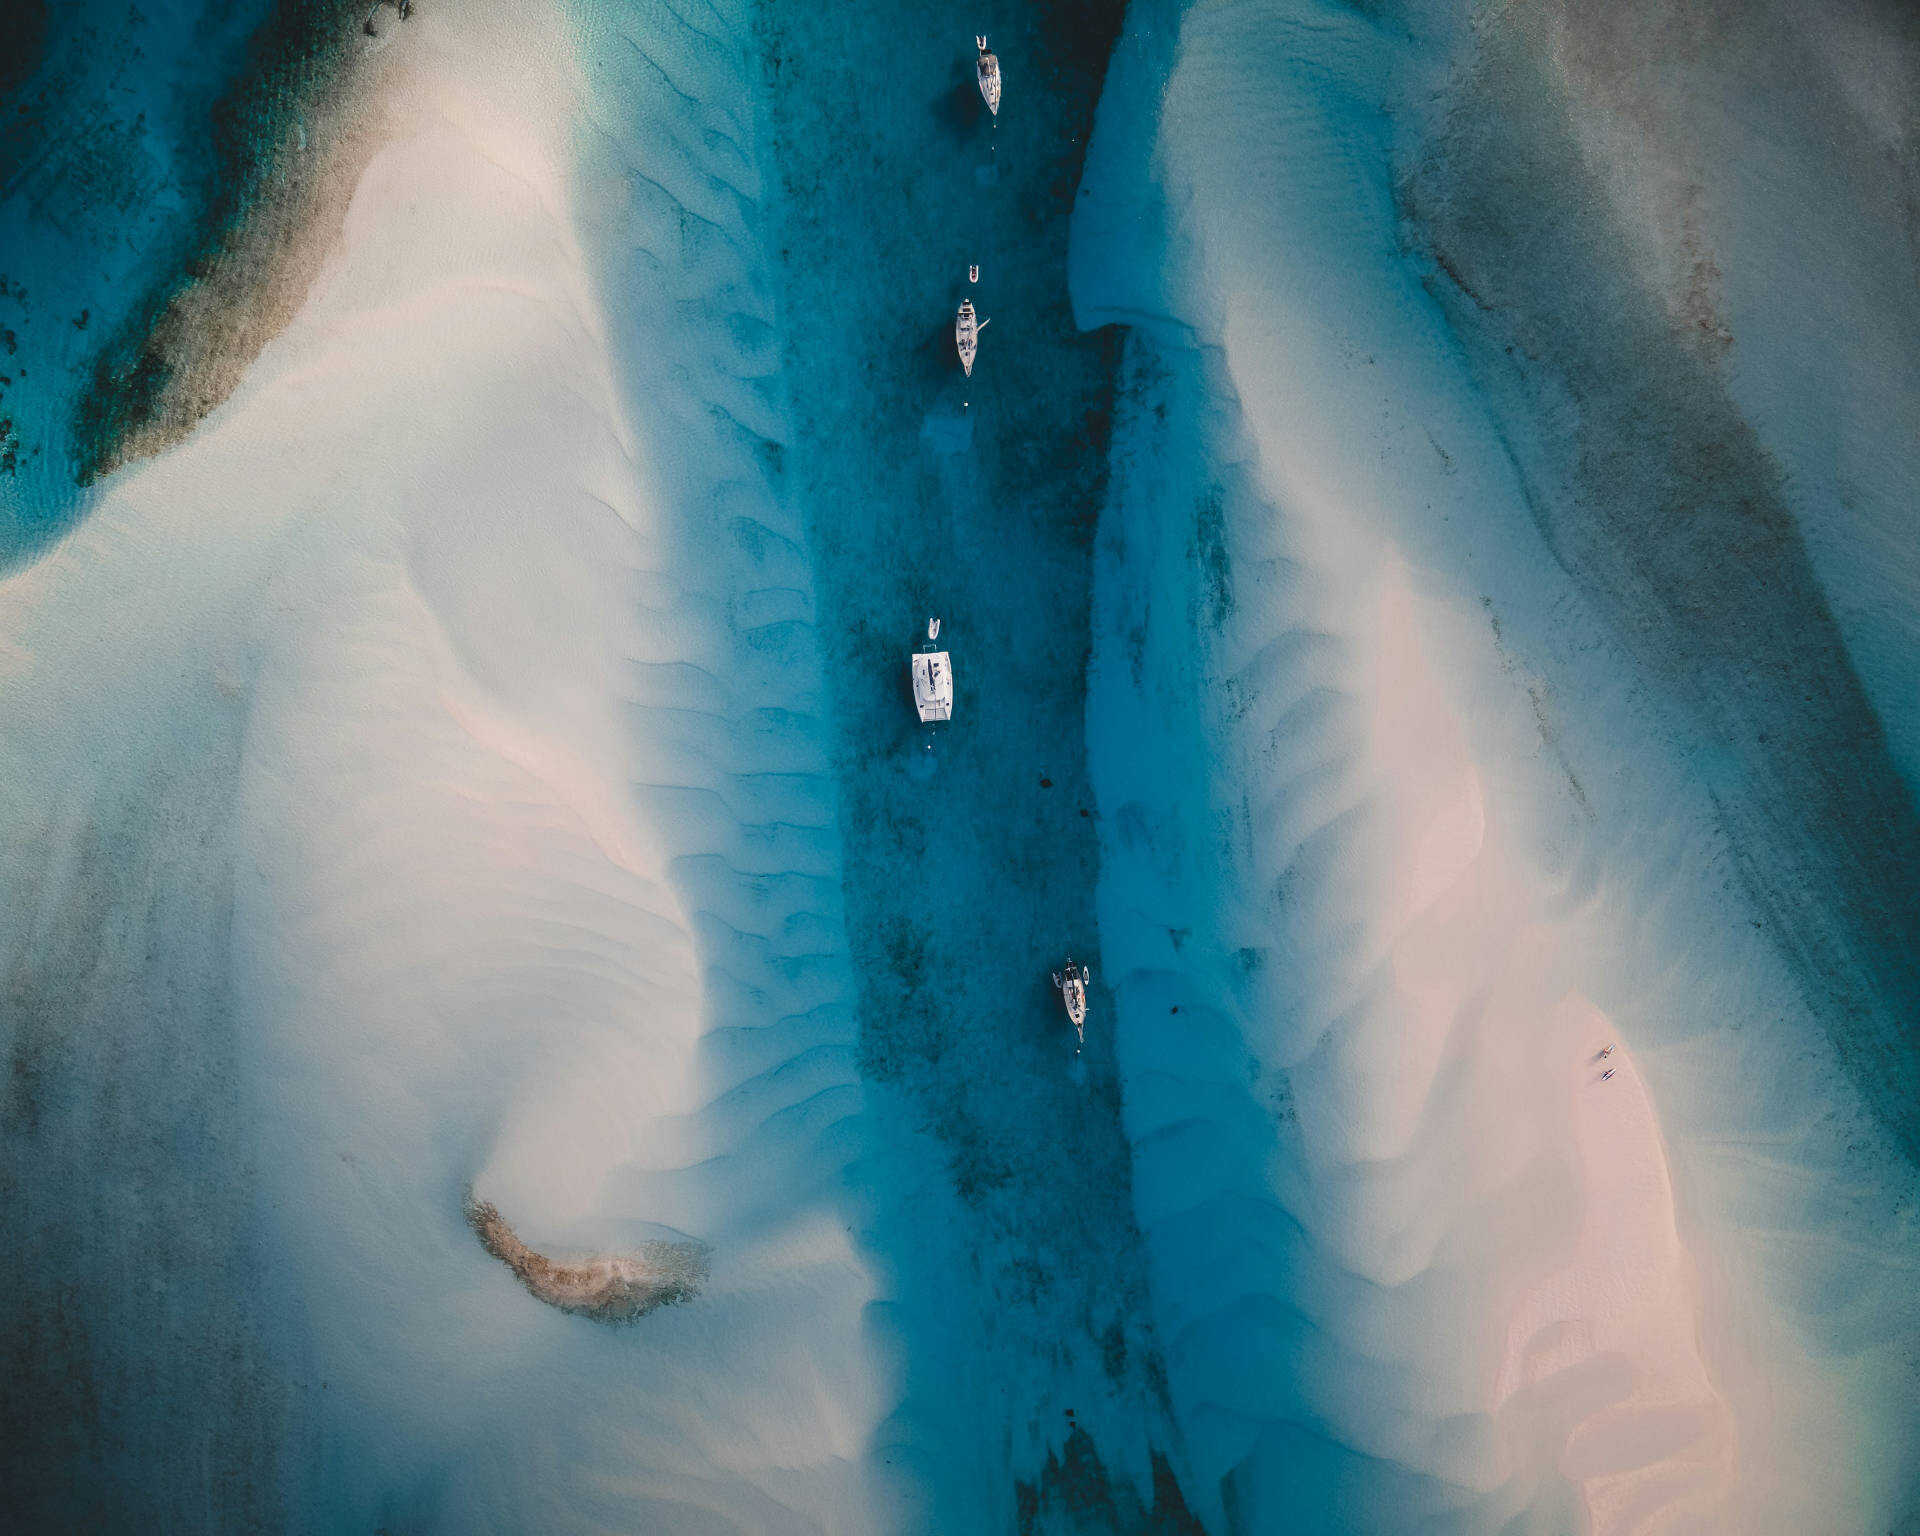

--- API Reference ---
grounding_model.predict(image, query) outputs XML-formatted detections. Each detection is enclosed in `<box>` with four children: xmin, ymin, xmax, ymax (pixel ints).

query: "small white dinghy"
<box><xmin>912</xmin><ymin>617</ymin><xmax>953</xmax><ymax>723</ymax></box>
<box><xmin>976</xmin><ymin>36</ymin><xmax>1001</xmax><ymax>116</ymax></box>
<box><xmin>1053</xmin><ymin>958</ymin><xmax>1090</xmax><ymax>1050</ymax></box>
<box><xmin>956</xmin><ymin>299</ymin><xmax>986</xmax><ymax>377</ymax></box>
<box><xmin>968</xmin><ymin>263</ymin><xmax>980</xmax><ymax>283</ymax></box>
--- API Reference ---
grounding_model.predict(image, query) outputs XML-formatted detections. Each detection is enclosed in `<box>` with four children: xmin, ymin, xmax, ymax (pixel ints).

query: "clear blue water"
<box><xmin>747</xmin><ymin>2</ymin><xmax>1211</xmax><ymax>1523</ymax></box>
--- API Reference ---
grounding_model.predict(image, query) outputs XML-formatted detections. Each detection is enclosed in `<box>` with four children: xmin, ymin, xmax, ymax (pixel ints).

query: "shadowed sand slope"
<box><xmin>1399</xmin><ymin>0</ymin><xmax>1920</xmax><ymax>1161</ymax></box>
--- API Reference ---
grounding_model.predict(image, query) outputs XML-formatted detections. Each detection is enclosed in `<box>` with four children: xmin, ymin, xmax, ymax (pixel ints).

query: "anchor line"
<box><xmin>970</xmin><ymin>57</ymin><xmax>1002</xmax><ymax>411</ymax></box>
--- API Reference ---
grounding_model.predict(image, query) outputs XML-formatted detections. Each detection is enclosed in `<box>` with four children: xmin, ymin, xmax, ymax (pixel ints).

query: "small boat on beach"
<box><xmin>1053</xmin><ymin>959</ymin><xmax>1090</xmax><ymax>1049</ymax></box>
<box><xmin>976</xmin><ymin>37</ymin><xmax>1001</xmax><ymax>116</ymax></box>
<box><xmin>912</xmin><ymin>617</ymin><xmax>953</xmax><ymax>723</ymax></box>
<box><xmin>956</xmin><ymin>299</ymin><xmax>985</xmax><ymax>376</ymax></box>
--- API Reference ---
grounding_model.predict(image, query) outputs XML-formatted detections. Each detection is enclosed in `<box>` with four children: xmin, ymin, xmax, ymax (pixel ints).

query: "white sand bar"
<box><xmin>1074</xmin><ymin>1</ymin><xmax>1920</xmax><ymax>1531</ymax></box>
<box><xmin>0</xmin><ymin>0</ymin><xmax>902</xmax><ymax>1528</ymax></box>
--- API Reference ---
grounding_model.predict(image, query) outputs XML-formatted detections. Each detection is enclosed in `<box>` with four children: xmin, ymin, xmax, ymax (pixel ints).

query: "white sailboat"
<box><xmin>912</xmin><ymin>617</ymin><xmax>953</xmax><ymax>723</ymax></box>
<box><xmin>956</xmin><ymin>299</ymin><xmax>986</xmax><ymax>376</ymax></box>
<box><xmin>976</xmin><ymin>36</ymin><xmax>1001</xmax><ymax>116</ymax></box>
<box><xmin>1053</xmin><ymin>959</ymin><xmax>1090</xmax><ymax>1049</ymax></box>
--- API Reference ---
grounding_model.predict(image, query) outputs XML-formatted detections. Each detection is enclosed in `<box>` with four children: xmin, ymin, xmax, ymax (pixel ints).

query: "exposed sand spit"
<box><xmin>465</xmin><ymin>1194</ymin><xmax>709</xmax><ymax>1324</ymax></box>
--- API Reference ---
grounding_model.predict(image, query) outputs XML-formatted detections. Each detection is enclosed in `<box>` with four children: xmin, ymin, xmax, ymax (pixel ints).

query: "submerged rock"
<box><xmin>464</xmin><ymin>1194</ymin><xmax>708</xmax><ymax>1325</ymax></box>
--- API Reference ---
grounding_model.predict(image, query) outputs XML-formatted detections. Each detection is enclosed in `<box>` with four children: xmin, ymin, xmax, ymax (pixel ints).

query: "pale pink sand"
<box><xmin>1493</xmin><ymin>1000</ymin><xmax>1735</xmax><ymax>1534</ymax></box>
<box><xmin>1284</xmin><ymin>567</ymin><xmax>1740</xmax><ymax>1526</ymax></box>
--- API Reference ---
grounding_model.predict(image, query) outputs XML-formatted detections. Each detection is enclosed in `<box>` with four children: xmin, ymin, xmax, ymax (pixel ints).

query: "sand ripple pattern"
<box><xmin>1074</xmin><ymin>1</ymin><xmax>1920</xmax><ymax>1532</ymax></box>
<box><xmin>0</xmin><ymin>0</ymin><xmax>893</xmax><ymax>1530</ymax></box>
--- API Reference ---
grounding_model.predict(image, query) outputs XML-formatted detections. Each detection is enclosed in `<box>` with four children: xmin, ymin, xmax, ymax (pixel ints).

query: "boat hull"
<box><xmin>912</xmin><ymin>650</ymin><xmax>953</xmax><ymax>722</ymax></box>
<box><xmin>955</xmin><ymin>302</ymin><xmax>979</xmax><ymax>377</ymax></box>
<box><xmin>1054</xmin><ymin>961</ymin><xmax>1089</xmax><ymax>1046</ymax></box>
<box><xmin>977</xmin><ymin>52</ymin><xmax>1001</xmax><ymax>116</ymax></box>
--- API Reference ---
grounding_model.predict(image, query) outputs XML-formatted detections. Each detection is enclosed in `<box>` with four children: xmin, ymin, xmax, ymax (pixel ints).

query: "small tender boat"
<box><xmin>976</xmin><ymin>36</ymin><xmax>1001</xmax><ymax>116</ymax></box>
<box><xmin>912</xmin><ymin>617</ymin><xmax>953</xmax><ymax>723</ymax></box>
<box><xmin>968</xmin><ymin>263</ymin><xmax>980</xmax><ymax>283</ymax></box>
<box><xmin>956</xmin><ymin>299</ymin><xmax>986</xmax><ymax>376</ymax></box>
<box><xmin>1053</xmin><ymin>958</ymin><xmax>1090</xmax><ymax>1049</ymax></box>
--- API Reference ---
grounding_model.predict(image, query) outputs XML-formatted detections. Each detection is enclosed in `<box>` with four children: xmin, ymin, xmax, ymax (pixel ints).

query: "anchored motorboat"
<box><xmin>1053</xmin><ymin>958</ymin><xmax>1090</xmax><ymax>1049</ymax></box>
<box><xmin>976</xmin><ymin>36</ymin><xmax>1001</xmax><ymax>116</ymax></box>
<box><xmin>912</xmin><ymin>617</ymin><xmax>953</xmax><ymax>724</ymax></box>
<box><xmin>956</xmin><ymin>299</ymin><xmax>988</xmax><ymax>376</ymax></box>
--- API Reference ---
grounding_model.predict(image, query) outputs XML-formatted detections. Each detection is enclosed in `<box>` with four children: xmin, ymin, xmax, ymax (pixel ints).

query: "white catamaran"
<box><xmin>1053</xmin><ymin>959</ymin><xmax>1090</xmax><ymax>1050</ymax></box>
<box><xmin>912</xmin><ymin>617</ymin><xmax>953</xmax><ymax>724</ymax></box>
<box><xmin>976</xmin><ymin>36</ymin><xmax>1001</xmax><ymax>116</ymax></box>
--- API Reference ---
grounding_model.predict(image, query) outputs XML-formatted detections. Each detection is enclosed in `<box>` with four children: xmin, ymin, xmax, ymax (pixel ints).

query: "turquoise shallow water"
<box><xmin>0</xmin><ymin>0</ymin><xmax>370</xmax><ymax>562</ymax></box>
<box><xmin>753</xmin><ymin>2</ymin><xmax>1192</xmax><ymax>1522</ymax></box>
<box><xmin>0</xmin><ymin>0</ymin><xmax>282</xmax><ymax>556</ymax></box>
